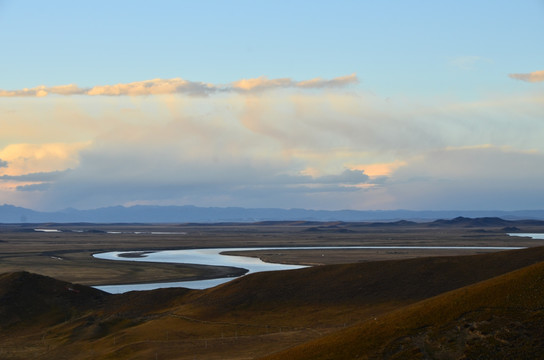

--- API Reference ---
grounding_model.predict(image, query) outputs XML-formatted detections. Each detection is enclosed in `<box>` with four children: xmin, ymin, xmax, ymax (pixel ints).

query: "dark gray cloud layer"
<box><xmin>16</xmin><ymin>183</ymin><xmax>52</xmax><ymax>192</ymax></box>
<box><xmin>1</xmin><ymin>170</ymin><xmax>69</xmax><ymax>182</ymax></box>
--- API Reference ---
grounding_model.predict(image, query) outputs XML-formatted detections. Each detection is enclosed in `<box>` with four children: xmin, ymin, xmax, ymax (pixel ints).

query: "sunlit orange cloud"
<box><xmin>0</xmin><ymin>84</ymin><xmax>85</xmax><ymax>97</ymax></box>
<box><xmin>508</xmin><ymin>70</ymin><xmax>544</xmax><ymax>83</ymax></box>
<box><xmin>351</xmin><ymin>160</ymin><xmax>406</xmax><ymax>177</ymax></box>
<box><xmin>232</xmin><ymin>77</ymin><xmax>293</xmax><ymax>91</ymax></box>
<box><xmin>0</xmin><ymin>142</ymin><xmax>90</xmax><ymax>176</ymax></box>
<box><xmin>297</xmin><ymin>73</ymin><xmax>359</xmax><ymax>88</ymax></box>
<box><xmin>231</xmin><ymin>73</ymin><xmax>358</xmax><ymax>92</ymax></box>
<box><xmin>87</xmin><ymin>78</ymin><xmax>215</xmax><ymax>96</ymax></box>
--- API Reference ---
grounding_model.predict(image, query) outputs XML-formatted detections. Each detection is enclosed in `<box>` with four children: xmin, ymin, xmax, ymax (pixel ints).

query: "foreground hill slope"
<box><xmin>190</xmin><ymin>245</ymin><xmax>544</xmax><ymax>314</ymax></box>
<box><xmin>261</xmin><ymin>259</ymin><xmax>544</xmax><ymax>360</ymax></box>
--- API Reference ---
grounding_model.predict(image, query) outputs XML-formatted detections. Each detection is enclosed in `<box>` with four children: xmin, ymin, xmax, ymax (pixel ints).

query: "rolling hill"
<box><xmin>262</xmin><ymin>259</ymin><xmax>544</xmax><ymax>359</ymax></box>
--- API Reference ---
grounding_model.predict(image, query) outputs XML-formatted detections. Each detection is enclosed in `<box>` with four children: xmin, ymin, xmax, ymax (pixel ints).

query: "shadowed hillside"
<box><xmin>3</xmin><ymin>247</ymin><xmax>544</xmax><ymax>359</ymax></box>
<box><xmin>261</xmin><ymin>259</ymin><xmax>544</xmax><ymax>360</ymax></box>
<box><xmin>0</xmin><ymin>272</ymin><xmax>108</xmax><ymax>330</ymax></box>
<box><xmin>192</xmin><ymin>245</ymin><xmax>544</xmax><ymax>316</ymax></box>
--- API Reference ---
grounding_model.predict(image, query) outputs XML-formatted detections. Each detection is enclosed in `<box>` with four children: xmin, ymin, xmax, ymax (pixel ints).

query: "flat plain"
<box><xmin>1</xmin><ymin>218</ymin><xmax>543</xmax><ymax>286</ymax></box>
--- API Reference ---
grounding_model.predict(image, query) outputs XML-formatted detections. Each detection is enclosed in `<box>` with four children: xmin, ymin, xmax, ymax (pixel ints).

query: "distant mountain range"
<box><xmin>1</xmin><ymin>204</ymin><xmax>544</xmax><ymax>223</ymax></box>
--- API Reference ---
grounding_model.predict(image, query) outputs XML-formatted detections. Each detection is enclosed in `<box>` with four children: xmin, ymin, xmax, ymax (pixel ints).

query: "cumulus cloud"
<box><xmin>0</xmin><ymin>74</ymin><xmax>359</xmax><ymax>97</ymax></box>
<box><xmin>0</xmin><ymin>159</ymin><xmax>7</xmax><ymax>168</ymax></box>
<box><xmin>508</xmin><ymin>70</ymin><xmax>544</xmax><ymax>83</ymax></box>
<box><xmin>86</xmin><ymin>78</ymin><xmax>215</xmax><ymax>96</ymax></box>
<box><xmin>0</xmin><ymin>143</ymin><xmax>89</xmax><ymax>176</ymax></box>
<box><xmin>0</xmin><ymin>84</ymin><xmax>86</xmax><ymax>97</ymax></box>
<box><xmin>2</xmin><ymin>77</ymin><xmax>544</xmax><ymax>211</ymax></box>
<box><xmin>231</xmin><ymin>73</ymin><xmax>358</xmax><ymax>92</ymax></box>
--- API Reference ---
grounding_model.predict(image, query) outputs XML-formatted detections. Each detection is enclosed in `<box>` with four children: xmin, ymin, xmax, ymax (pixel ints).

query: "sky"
<box><xmin>0</xmin><ymin>0</ymin><xmax>543</xmax><ymax>211</ymax></box>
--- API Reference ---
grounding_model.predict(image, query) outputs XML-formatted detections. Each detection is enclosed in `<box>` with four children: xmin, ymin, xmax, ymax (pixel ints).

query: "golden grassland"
<box><xmin>1</xmin><ymin>220</ymin><xmax>544</xmax><ymax>359</ymax></box>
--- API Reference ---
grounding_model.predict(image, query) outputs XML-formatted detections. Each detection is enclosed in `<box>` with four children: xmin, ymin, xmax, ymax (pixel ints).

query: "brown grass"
<box><xmin>261</xmin><ymin>259</ymin><xmax>544</xmax><ymax>359</ymax></box>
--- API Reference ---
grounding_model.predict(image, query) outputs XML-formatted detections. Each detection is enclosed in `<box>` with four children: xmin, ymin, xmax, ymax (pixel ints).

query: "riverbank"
<box><xmin>1</xmin><ymin>221</ymin><xmax>543</xmax><ymax>287</ymax></box>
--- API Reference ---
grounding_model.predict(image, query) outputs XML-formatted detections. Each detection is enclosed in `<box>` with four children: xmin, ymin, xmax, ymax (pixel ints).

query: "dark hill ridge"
<box><xmin>0</xmin><ymin>272</ymin><xmax>196</xmax><ymax>330</ymax></box>
<box><xmin>430</xmin><ymin>216</ymin><xmax>509</xmax><ymax>227</ymax></box>
<box><xmin>429</xmin><ymin>216</ymin><xmax>544</xmax><ymax>228</ymax></box>
<box><xmin>0</xmin><ymin>272</ymin><xmax>109</xmax><ymax>330</ymax></box>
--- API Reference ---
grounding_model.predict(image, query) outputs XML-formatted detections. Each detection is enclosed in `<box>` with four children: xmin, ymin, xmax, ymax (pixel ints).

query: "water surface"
<box><xmin>93</xmin><ymin>245</ymin><xmax>526</xmax><ymax>293</ymax></box>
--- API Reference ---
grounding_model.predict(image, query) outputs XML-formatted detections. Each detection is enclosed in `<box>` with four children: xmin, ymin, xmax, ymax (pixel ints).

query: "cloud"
<box><xmin>313</xmin><ymin>169</ymin><xmax>369</xmax><ymax>184</ymax></box>
<box><xmin>0</xmin><ymin>170</ymin><xmax>69</xmax><ymax>182</ymax></box>
<box><xmin>40</xmin><ymin>168</ymin><xmax>372</xmax><ymax>210</ymax></box>
<box><xmin>298</xmin><ymin>74</ymin><xmax>359</xmax><ymax>89</ymax></box>
<box><xmin>383</xmin><ymin>146</ymin><xmax>544</xmax><ymax>210</ymax></box>
<box><xmin>30</xmin><ymin>134</ymin><xmax>376</xmax><ymax>210</ymax></box>
<box><xmin>351</xmin><ymin>161</ymin><xmax>406</xmax><ymax>177</ymax></box>
<box><xmin>2</xmin><ymin>78</ymin><xmax>544</xmax><ymax>211</ymax></box>
<box><xmin>86</xmin><ymin>78</ymin><xmax>215</xmax><ymax>96</ymax></box>
<box><xmin>393</xmin><ymin>146</ymin><xmax>544</xmax><ymax>180</ymax></box>
<box><xmin>508</xmin><ymin>70</ymin><xmax>544</xmax><ymax>83</ymax></box>
<box><xmin>0</xmin><ymin>74</ymin><xmax>359</xmax><ymax>97</ymax></box>
<box><xmin>0</xmin><ymin>159</ymin><xmax>7</xmax><ymax>168</ymax></box>
<box><xmin>266</xmin><ymin>169</ymin><xmax>371</xmax><ymax>187</ymax></box>
<box><xmin>0</xmin><ymin>84</ymin><xmax>86</xmax><ymax>97</ymax></box>
<box><xmin>0</xmin><ymin>170</ymin><xmax>70</xmax><ymax>194</ymax></box>
<box><xmin>231</xmin><ymin>73</ymin><xmax>358</xmax><ymax>92</ymax></box>
<box><xmin>0</xmin><ymin>142</ymin><xmax>90</xmax><ymax>176</ymax></box>
<box><xmin>16</xmin><ymin>183</ymin><xmax>52</xmax><ymax>192</ymax></box>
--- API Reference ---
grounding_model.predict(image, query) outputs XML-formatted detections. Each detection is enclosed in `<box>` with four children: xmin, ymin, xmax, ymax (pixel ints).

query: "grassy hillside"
<box><xmin>194</xmin><ymin>245</ymin><xmax>544</xmax><ymax>314</ymax></box>
<box><xmin>261</xmin><ymin>259</ymin><xmax>544</xmax><ymax>360</ymax></box>
<box><xmin>2</xmin><ymin>246</ymin><xmax>544</xmax><ymax>359</ymax></box>
<box><xmin>0</xmin><ymin>272</ymin><xmax>107</xmax><ymax>330</ymax></box>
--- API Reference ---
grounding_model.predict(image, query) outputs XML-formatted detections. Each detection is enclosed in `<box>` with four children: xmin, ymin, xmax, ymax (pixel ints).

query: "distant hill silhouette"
<box><xmin>2</xmin><ymin>204</ymin><xmax>544</xmax><ymax>223</ymax></box>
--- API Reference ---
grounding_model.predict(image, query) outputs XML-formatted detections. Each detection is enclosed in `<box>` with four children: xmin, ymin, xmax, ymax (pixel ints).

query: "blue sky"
<box><xmin>3</xmin><ymin>1</ymin><xmax>542</xmax><ymax>94</ymax></box>
<box><xmin>0</xmin><ymin>1</ymin><xmax>543</xmax><ymax>211</ymax></box>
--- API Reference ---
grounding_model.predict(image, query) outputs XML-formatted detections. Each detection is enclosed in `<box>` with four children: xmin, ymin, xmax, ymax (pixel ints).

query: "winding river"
<box><xmin>93</xmin><ymin>241</ymin><xmax>533</xmax><ymax>293</ymax></box>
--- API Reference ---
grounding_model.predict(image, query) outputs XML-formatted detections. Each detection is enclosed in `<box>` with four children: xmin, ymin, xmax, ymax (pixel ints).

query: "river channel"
<box><xmin>93</xmin><ymin>240</ymin><xmax>535</xmax><ymax>293</ymax></box>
